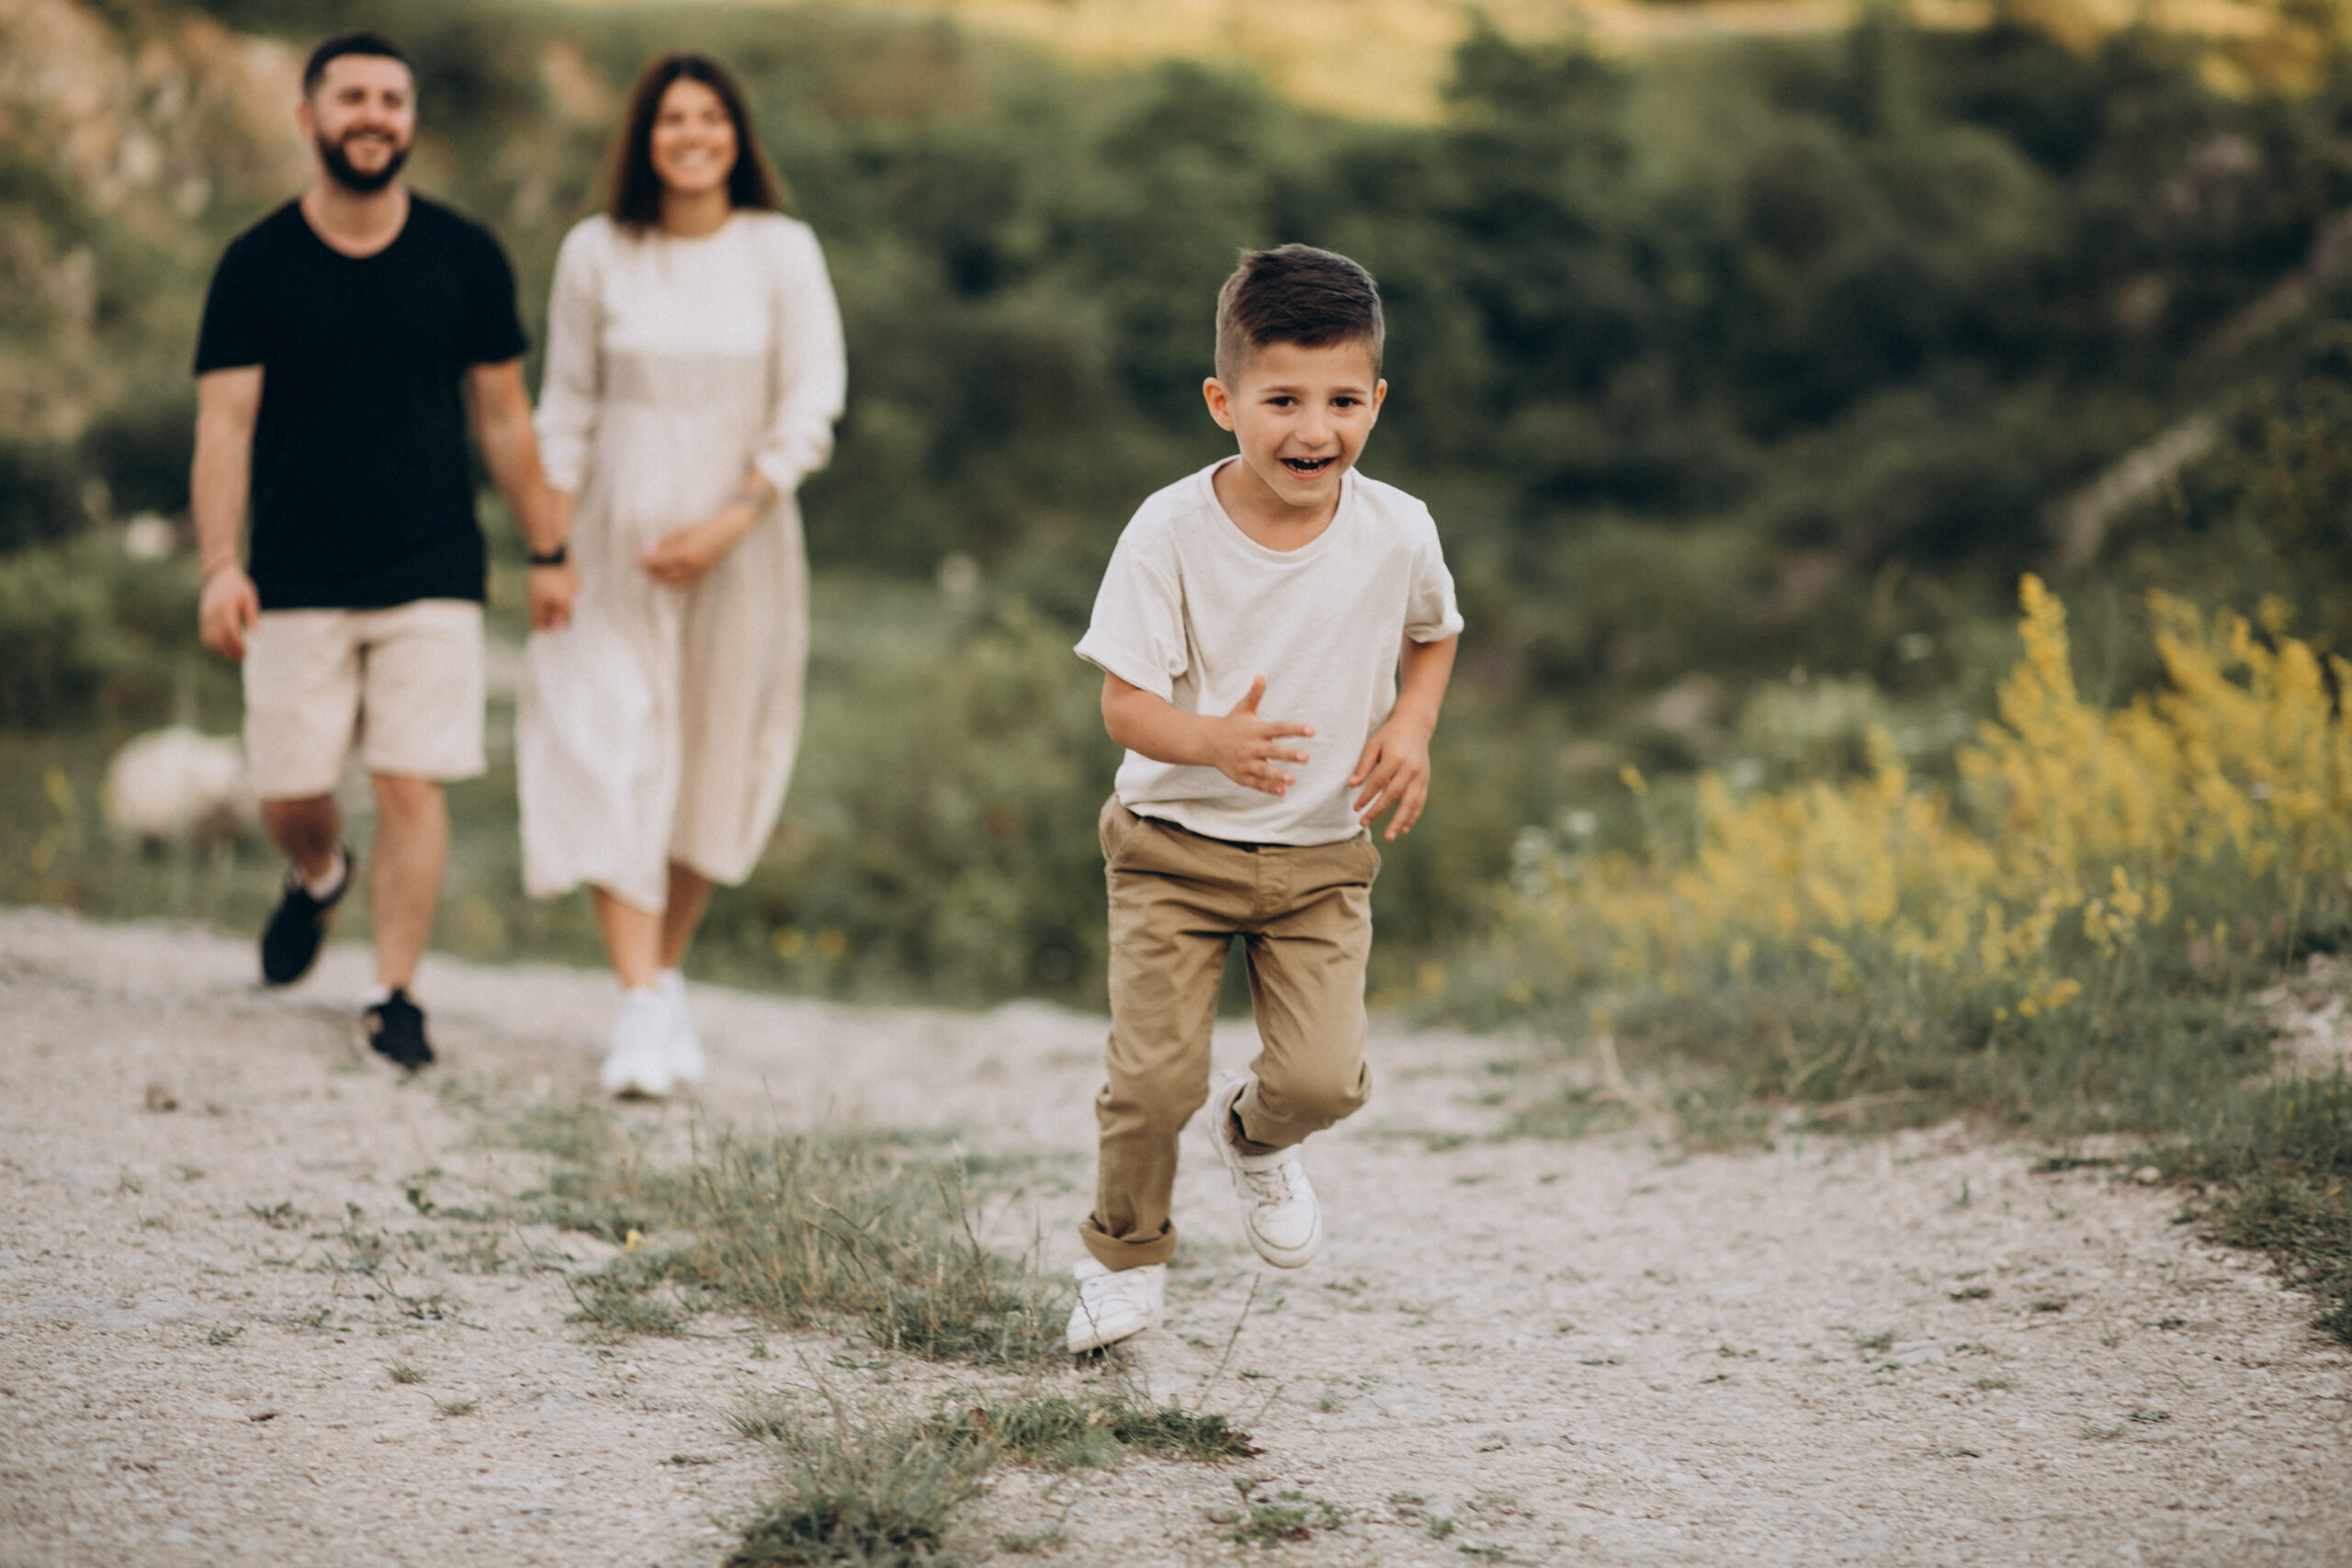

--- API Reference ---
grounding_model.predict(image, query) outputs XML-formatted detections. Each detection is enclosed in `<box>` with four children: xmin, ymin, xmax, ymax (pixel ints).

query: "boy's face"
<box><xmin>1204</xmin><ymin>339</ymin><xmax>1386</xmax><ymax>519</ymax></box>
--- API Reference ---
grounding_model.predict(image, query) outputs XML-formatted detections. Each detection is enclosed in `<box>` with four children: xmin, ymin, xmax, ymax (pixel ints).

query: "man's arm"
<box><xmin>1102</xmin><ymin>671</ymin><xmax>1313</xmax><ymax>796</ymax></box>
<box><xmin>192</xmin><ymin>367</ymin><xmax>263</xmax><ymax>660</ymax></box>
<box><xmin>468</xmin><ymin>359</ymin><xmax>574</xmax><ymax>631</ymax></box>
<box><xmin>1348</xmin><ymin>633</ymin><xmax>1458</xmax><ymax>840</ymax></box>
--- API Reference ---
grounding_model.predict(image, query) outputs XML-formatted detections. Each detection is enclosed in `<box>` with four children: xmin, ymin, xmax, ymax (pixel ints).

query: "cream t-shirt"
<box><xmin>1075</xmin><ymin>460</ymin><xmax>1464</xmax><ymax>846</ymax></box>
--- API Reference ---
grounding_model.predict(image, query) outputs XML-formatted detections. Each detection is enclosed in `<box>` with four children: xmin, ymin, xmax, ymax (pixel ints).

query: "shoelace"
<box><xmin>1238</xmin><ymin>1158</ymin><xmax>1295</xmax><ymax>1205</ymax></box>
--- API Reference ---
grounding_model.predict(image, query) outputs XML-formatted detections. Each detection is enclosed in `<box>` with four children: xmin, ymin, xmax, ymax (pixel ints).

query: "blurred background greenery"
<box><xmin>12</xmin><ymin>0</ymin><xmax>2352</xmax><ymax>1018</ymax></box>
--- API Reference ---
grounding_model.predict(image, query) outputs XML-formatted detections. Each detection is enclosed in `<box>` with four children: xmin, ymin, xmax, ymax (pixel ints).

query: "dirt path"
<box><xmin>1</xmin><ymin>907</ymin><xmax>2346</xmax><ymax>1566</ymax></box>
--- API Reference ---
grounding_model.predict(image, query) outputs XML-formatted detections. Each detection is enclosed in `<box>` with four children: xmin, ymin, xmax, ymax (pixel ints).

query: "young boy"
<box><xmin>1067</xmin><ymin>244</ymin><xmax>1462</xmax><ymax>1352</ymax></box>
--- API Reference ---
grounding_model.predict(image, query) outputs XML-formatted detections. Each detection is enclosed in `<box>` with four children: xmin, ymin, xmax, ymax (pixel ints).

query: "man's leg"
<box><xmin>367</xmin><ymin>773</ymin><xmax>447</xmax><ymax>992</ymax></box>
<box><xmin>244</xmin><ymin>610</ymin><xmax>363</xmax><ymax>987</ymax></box>
<box><xmin>261</xmin><ymin>796</ymin><xmax>342</xmax><ymax>885</ymax></box>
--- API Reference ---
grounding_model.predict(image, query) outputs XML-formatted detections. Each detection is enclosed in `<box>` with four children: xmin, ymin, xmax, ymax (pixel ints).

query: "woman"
<box><xmin>522</xmin><ymin>53</ymin><xmax>844</xmax><ymax>1097</ymax></box>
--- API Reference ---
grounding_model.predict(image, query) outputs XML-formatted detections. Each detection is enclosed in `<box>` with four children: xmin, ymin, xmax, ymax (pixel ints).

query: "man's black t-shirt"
<box><xmin>193</xmin><ymin>196</ymin><xmax>528</xmax><ymax>610</ymax></box>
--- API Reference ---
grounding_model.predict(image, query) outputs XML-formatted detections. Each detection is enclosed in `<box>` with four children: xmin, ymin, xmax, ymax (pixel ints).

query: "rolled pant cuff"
<box><xmin>1079</xmin><ymin>1217</ymin><xmax>1176</xmax><ymax>1270</ymax></box>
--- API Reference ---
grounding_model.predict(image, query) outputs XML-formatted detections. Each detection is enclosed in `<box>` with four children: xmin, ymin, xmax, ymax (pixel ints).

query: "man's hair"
<box><xmin>302</xmin><ymin>31</ymin><xmax>413</xmax><ymax>97</ymax></box>
<box><xmin>1213</xmin><ymin>244</ymin><xmax>1385</xmax><ymax>384</ymax></box>
<box><xmin>605</xmin><ymin>52</ymin><xmax>786</xmax><ymax>229</ymax></box>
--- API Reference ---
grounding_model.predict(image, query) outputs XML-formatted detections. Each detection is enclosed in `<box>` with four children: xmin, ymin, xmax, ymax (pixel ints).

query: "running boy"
<box><xmin>1067</xmin><ymin>244</ymin><xmax>1462</xmax><ymax>1352</ymax></box>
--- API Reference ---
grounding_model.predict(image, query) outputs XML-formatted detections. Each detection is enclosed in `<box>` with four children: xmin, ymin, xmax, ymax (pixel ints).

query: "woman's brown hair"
<box><xmin>603</xmin><ymin>53</ymin><xmax>786</xmax><ymax>228</ymax></box>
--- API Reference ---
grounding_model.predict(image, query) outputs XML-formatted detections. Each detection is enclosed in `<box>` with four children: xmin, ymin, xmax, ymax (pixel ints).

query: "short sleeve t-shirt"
<box><xmin>193</xmin><ymin>196</ymin><xmax>528</xmax><ymax>610</ymax></box>
<box><xmin>1075</xmin><ymin>461</ymin><xmax>1464</xmax><ymax>846</ymax></box>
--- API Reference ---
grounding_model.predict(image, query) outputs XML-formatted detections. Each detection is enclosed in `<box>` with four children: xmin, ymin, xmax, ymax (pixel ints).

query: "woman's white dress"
<box><xmin>520</xmin><ymin>212</ymin><xmax>845</xmax><ymax>912</ymax></box>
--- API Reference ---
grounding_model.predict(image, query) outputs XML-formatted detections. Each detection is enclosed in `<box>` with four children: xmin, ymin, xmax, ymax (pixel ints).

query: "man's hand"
<box><xmin>198</xmin><ymin>565</ymin><xmax>261</xmax><ymax>661</ymax></box>
<box><xmin>1349</xmin><ymin>715</ymin><xmax>1434</xmax><ymax>839</ymax></box>
<box><xmin>1208</xmin><ymin>675</ymin><xmax>1314</xmax><ymax>796</ymax></box>
<box><xmin>642</xmin><ymin>502</ymin><xmax>755</xmax><ymax>588</ymax></box>
<box><xmin>527</xmin><ymin>560</ymin><xmax>578</xmax><ymax>631</ymax></box>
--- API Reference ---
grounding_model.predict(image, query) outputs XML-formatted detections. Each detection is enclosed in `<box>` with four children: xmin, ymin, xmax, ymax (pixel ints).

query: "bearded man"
<box><xmin>191</xmin><ymin>30</ymin><xmax>576</xmax><ymax>1068</ymax></box>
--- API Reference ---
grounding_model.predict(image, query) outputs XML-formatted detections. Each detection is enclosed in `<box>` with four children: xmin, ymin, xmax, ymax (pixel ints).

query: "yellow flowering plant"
<box><xmin>1498</xmin><ymin>575</ymin><xmax>2352</xmax><ymax>1127</ymax></box>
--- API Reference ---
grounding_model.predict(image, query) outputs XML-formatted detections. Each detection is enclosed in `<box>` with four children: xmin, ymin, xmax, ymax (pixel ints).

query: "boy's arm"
<box><xmin>1349</xmin><ymin>633</ymin><xmax>1459</xmax><ymax>840</ymax></box>
<box><xmin>1102</xmin><ymin>671</ymin><xmax>1314</xmax><ymax>796</ymax></box>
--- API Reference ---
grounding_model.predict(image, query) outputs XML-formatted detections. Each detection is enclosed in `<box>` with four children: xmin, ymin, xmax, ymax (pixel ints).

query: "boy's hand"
<box><xmin>1212</xmin><ymin>675</ymin><xmax>1314</xmax><ymax>795</ymax></box>
<box><xmin>1349</xmin><ymin>715</ymin><xmax>1433</xmax><ymax>839</ymax></box>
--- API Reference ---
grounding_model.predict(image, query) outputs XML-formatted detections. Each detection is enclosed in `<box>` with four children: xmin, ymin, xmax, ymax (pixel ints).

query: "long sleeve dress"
<box><xmin>519</xmin><ymin>211</ymin><xmax>846</xmax><ymax>912</ymax></box>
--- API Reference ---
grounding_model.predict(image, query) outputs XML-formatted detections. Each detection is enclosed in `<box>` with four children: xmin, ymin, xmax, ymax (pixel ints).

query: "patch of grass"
<box><xmin>204</xmin><ymin>1326</ymin><xmax>243</xmax><ymax>1345</ymax></box>
<box><xmin>562</xmin><ymin>1259</ymin><xmax>688</xmax><ymax>1337</ymax></box>
<box><xmin>2161</xmin><ymin>1070</ymin><xmax>2352</xmax><ymax>1346</ymax></box>
<box><xmin>667</xmin><ymin>1452</ymin><xmax>718</xmax><ymax>1466</ymax></box>
<box><xmin>1949</xmin><ymin>1285</ymin><xmax>1993</xmax><ymax>1301</ymax></box>
<box><xmin>432</xmin><ymin>1396</ymin><xmax>479</xmax><ymax>1417</ymax></box>
<box><xmin>510</xmin><ymin>1110</ymin><xmax>1057</xmax><ymax>1362</ymax></box>
<box><xmin>728</xmin><ymin>1410</ymin><xmax>989</xmax><ymax>1568</ymax></box>
<box><xmin>922</xmin><ymin>1389</ymin><xmax>1254</xmax><ymax>1470</ymax></box>
<box><xmin>389</xmin><ymin>1364</ymin><xmax>425</xmax><ymax>1384</ymax></box>
<box><xmin>1217</xmin><ymin>1482</ymin><xmax>1343</xmax><ymax>1547</ymax></box>
<box><xmin>995</xmin><ymin>1526</ymin><xmax>1065</xmax><ymax>1554</ymax></box>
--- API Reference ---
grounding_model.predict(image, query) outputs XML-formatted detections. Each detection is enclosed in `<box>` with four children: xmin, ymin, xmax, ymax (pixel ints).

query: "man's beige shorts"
<box><xmin>243</xmin><ymin>599</ymin><xmax>486</xmax><ymax>799</ymax></box>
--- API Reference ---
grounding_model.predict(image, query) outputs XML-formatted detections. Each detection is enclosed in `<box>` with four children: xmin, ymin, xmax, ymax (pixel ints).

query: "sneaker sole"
<box><xmin>1066</xmin><ymin>1309</ymin><xmax>1154</xmax><ymax>1354</ymax></box>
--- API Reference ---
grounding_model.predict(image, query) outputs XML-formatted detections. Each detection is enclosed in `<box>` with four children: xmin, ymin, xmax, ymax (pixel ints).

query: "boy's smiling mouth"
<box><xmin>1281</xmin><ymin>457</ymin><xmax>1335</xmax><ymax>476</ymax></box>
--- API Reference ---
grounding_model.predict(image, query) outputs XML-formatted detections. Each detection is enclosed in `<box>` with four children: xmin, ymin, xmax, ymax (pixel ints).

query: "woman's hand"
<box><xmin>642</xmin><ymin>500</ymin><xmax>758</xmax><ymax>588</ymax></box>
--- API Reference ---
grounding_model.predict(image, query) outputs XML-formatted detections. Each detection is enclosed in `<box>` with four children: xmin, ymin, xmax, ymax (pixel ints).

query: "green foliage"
<box><xmin>0</xmin><ymin>534</ymin><xmax>218</xmax><ymax>730</ymax></box>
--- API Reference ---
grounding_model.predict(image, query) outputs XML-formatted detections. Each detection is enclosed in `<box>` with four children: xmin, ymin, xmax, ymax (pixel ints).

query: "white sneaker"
<box><xmin>1065</xmin><ymin>1257</ymin><xmax>1164</xmax><ymax>1353</ymax></box>
<box><xmin>654</xmin><ymin>969</ymin><xmax>705</xmax><ymax>1086</ymax></box>
<box><xmin>1209</xmin><ymin>1071</ymin><xmax>1321</xmax><ymax>1268</ymax></box>
<box><xmin>601</xmin><ymin>987</ymin><xmax>673</xmax><ymax>1099</ymax></box>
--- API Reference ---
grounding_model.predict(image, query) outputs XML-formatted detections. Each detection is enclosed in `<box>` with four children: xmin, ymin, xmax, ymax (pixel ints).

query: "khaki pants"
<box><xmin>1081</xmin><ymin>796</ymin><xmax>1379</xmax><ymax>1270</ymax></box>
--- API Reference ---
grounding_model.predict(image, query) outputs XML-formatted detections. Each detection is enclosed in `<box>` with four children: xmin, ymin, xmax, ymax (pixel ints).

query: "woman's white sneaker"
<box><xmin>1209</xmin><ymin>1071</ymin><xmax>1322</xmax><ymax>1268</ymax></box>
<box><xmin>1065</xmin><ymin>1258</ymin><xmax>1164</xmax><ymax>1353</ymax></box>
<box><xmin>601</xmin><ymin>987</ymin><xmax>674</xmax><ymax>1099</ymax></box>
<box><xmin>654</xmin><ymin>968</ymin><xmax>705</xmax><ymax>1086</ymax></box>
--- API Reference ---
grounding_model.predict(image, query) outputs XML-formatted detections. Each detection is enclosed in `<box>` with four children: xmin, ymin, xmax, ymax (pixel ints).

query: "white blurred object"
<box><xmin>120</xmin><ymin>513</ymin><xmax>177</xmax><ymax>560</ymax></box>
<box><xmin>103</xmin><ymin>727</ymin><xmax>257</xmax><ymax>844</ymax></box>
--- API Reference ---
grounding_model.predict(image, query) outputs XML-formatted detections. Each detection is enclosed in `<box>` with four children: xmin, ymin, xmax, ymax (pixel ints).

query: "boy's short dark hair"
<box><xmin>1214</xmin><ymin>244</ymin><xmax>1385</xmax><ymax>384</ymax></box>
<box><xmin>303</xmin><ymin>31</ymin><xmax>413</xmax><ymax>97</ymax></box>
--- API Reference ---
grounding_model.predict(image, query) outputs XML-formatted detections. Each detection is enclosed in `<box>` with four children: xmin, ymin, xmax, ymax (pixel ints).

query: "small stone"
<box><xmin>2132</xmin><ymin>1167</ymin><xmax>2162</xmax><ymax>1184</ymax></box>
<box><xmin>144</xmin><ymin>1082</ymin><xmax>178</xmax><ymax>1112</ymax></box>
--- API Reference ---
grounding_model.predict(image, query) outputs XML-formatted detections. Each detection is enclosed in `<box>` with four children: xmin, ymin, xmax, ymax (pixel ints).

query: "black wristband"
<box><xmin>526</xmin><ymin>543</ymin><xmax>569</xmax><ymax>567</ymax></box>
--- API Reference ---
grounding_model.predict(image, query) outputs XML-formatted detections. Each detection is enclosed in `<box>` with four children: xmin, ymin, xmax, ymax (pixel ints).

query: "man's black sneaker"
<box><xmin>260</xmin><ymin>849</ymin><xmax>353</xmax><ymax>987</ymax></box>
<box><xmin>364</xmin><ymin>988</ymin><xmax>435</xmax><ymax>1071</ymax></box>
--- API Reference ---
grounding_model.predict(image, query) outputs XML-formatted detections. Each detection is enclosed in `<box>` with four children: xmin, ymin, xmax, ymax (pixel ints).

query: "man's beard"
<box><xmin>317</xmin><ymin>130</ymin><xmax>409</xmax><ymax>195</ymax></box>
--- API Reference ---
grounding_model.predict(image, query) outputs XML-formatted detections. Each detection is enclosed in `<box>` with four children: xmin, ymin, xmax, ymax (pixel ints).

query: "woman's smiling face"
<box><xmin>649</xmin><ymin>78</ymin><xmax>738</xmax><ymax>198</ymax></box>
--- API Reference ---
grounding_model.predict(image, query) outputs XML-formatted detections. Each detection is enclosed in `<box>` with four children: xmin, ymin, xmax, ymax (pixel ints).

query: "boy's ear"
<box><xmin>1372</xmin><ymin>378</ymin><xmax>1387</xmax><ymax>422</ymax></box>
<box><xmin>1202</xmin><ymin>377</ymin><xmax>1238</xmax><ymax>432</ymax></box>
